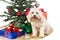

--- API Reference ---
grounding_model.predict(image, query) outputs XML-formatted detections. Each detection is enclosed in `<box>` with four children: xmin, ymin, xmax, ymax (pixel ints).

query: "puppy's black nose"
<box><xmin>34</xmin><ymin>15</ymin><xmax>36</xmax><ymax>17</ymax></box>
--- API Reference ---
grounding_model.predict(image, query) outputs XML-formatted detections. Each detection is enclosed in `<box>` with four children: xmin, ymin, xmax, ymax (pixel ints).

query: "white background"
<box><xmin>0</xmin><ymin>0</ymin><xmax>60</xmax><ymax>40</ymax></box>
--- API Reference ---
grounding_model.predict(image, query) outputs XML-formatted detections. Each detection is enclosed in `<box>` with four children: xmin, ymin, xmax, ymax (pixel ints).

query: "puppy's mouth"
<box><xmin>31</xmin><ymin>17</ymin><xmax>38</xmax><ymax>19</ymax></box>
<box><xmin>30</xmin><ymin>15</ymin><xmax>41</xmax><ymax>21</ymax></box>
<box><xmin>30</xmin><ymin>16</ymin><xmax>40</xmax><ymax>21</ymax></box>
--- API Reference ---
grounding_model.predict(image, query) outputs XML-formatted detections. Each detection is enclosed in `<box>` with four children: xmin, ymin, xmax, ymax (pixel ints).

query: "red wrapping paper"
<box><xmin>40</xmin><ymin>8</ymin><xmax>47</xmax><ymax>20</ymax></box>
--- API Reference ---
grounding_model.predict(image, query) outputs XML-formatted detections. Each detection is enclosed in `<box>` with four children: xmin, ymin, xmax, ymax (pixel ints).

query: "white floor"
<box><xmin>0</xmin><ymin>36</ymin><xmax>41</xmax><ymax>40</ymax></box>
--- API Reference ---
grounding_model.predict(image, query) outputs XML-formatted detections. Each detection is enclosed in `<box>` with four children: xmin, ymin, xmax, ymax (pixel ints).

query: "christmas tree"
<box><xmin>0</xmin><ymin>0</ymin><xmax>39</xmax><ymax>28</ymax></box>
<box><xmin>0</xmin><ymin>0</ymin><xmax>39</xmax><ymax>34</ymax></box>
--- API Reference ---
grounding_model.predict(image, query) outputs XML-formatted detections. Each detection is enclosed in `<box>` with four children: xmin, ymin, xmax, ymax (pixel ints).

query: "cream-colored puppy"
<box><xmin>27</xmin><ymin>8</ymin><xmax>52</xmax><ymax>38</ymax></box>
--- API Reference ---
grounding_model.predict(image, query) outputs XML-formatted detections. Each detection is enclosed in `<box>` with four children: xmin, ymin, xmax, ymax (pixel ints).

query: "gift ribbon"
<box><xmin>4</xmin><ymin>32</ymin><xmax>7</xmax><ymax>38</ymax></box>
<box><xmin>17</xmin><ymin>31</ymin><xmax>20</xmax><ymax>37</ymax></box>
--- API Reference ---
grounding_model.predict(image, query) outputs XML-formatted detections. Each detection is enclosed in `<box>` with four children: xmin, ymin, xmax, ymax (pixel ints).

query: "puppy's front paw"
<box><xmin>45</xmin><ymin>31</ymin><xmax>50</xmax><ymax>35</ymax></box>
<box><xmin>39</xmin><ymin>34</ymin><xmax>45</xmax><ymax>38</ymax></box>
<box><xmin>32</xmin><ymin>34</ymin><xmax>37</xmax><ymax>38</ymax></box>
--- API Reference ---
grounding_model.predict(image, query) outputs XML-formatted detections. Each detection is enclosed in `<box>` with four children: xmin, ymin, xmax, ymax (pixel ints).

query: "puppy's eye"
<box><xmin>36</xmin><ymin>12</ymin><xmax>38</xmax><ymax>14</ymax></box>
<box><xmin>32</xmin><ymin>12</ymin><xmax>34</xmax><ymax>14</ymax></box>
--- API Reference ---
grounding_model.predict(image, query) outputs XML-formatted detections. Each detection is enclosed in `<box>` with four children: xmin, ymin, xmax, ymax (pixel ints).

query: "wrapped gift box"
<box><xmin>5</xmin><ymin>31</ymin><xmax>18</xmax><ymax>39</ymax></box>
<box><xmin>0</xmin><ymin>29</ymin><xmax>25</xmax><ymax>39</ymax></box>
<box><xmin>0</xmin><ymin>29</ymin><xmax>5</xmax><ymax>36</ymax></box>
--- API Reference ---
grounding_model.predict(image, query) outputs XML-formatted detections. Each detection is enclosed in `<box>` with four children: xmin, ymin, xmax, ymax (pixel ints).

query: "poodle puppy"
<box><xmin>26</xmin><ymin>8</ymin><xmax>51</xmax><ymax>38</ymax></box>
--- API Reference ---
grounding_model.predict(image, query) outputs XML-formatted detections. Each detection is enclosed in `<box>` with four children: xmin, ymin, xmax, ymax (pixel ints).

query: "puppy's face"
<box><xmin>27</xmin><ymin>8</ymin><xmax>42</xmax><ymax>22</ymax></box>
<box><xmin>30</xmin><ymin>11</ymin><xmax>40</xmax><ymax>20</ymax></box>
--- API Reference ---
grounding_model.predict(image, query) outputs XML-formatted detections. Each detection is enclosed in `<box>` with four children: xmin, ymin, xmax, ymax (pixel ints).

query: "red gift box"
<box><xmin>42</xmin><ymin>12</ymin><xmax>47</xmax><ymax>20</ymax></box>
<box><xmin>40</xmin><ymin>8</ymin><xmax>47</xmax><ymax>20</ymax></box>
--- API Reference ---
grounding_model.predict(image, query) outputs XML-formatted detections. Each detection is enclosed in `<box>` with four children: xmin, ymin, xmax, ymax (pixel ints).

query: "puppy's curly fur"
<box><xmin>27</xmin><ymin>8</ymin><xmax>52</xmax><ymax>38</ymax></box>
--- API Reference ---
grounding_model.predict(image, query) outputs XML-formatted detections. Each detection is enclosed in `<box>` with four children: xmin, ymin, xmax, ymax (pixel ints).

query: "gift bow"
<box><xmin>5</xmin><ymin>24</ymin><xmax>19</xmax><ymax>33</ymax></box>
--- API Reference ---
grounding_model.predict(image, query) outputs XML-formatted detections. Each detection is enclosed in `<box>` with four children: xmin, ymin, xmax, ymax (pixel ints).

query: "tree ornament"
<box><xmin>22</xmin><ymin>4</ymin><xmax>26</xmax><ymax>7</ymax></box>
<box><xmin>16</xmin><ymin>5</ymin><xmax>19</xmax><ymax>7</ymax></box>
<box><xmin>8</xmin><ymin>8</ymin><xmax>11</xmax><ymax>13</ymax></box>
<box><xmin>25</xmin><ymin>9</ymin><xmax>30</xmax><ymax>16</ymax></box>
<box><xmin>14</xmin><ymin>9</ymin><xmax>18</xmax><ymax>12</ymax></box>
<box><xmin>16</xmin><ymin>12</ymin><xmax>21</xmax><ymax>16</ymax></box>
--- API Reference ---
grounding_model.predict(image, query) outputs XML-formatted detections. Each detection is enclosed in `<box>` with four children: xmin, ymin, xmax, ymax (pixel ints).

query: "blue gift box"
<box><xmin>0</xmin><ymin>29</ymin><xmax>5</xmax><ymax>36</ymax></box>
<box><xmin>0</xmin><ymin>29</ymin><xmax>25</xmax><ymax>39</ymax></box>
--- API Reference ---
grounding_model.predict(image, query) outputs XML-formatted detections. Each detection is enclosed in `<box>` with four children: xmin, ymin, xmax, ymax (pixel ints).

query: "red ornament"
<box><xmin>16</xmin><ymin>12</ymin><xmax>21</xmax><ymax>16</ymax></box>
<box><xmin>25</xmin><ymin>9</ymin><xmax>30</xmax><ymax>16</ymax></box>
<box><xmin>13</xmin><ymin>27</ymin><xmax>18</xmax><ymax>32</ymax></box>
<box><xmin>8</xmin><ymin>8</ymin><xmax>11</xmax><ymax>13</ymax></box>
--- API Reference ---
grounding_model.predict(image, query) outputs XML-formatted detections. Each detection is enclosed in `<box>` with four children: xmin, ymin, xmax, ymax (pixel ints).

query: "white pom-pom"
<box><xmin>25</xmin><ymin>21</ymin><xmax>28</xmax><ymax>23</ymax></box>
<box><xmin>23</xmin><ymin>4</ymin><xmax>26</xmax><ymax>6</ymax></box>
<box><xmin>16</xmin><ymin>5</ymin><xmax>19</xmax><ymax>7</ymax></box>
<box><xmin>31</xmin><ymin>2</ymin><xmax>36</xmax><ymax>5</ymax></box>
<box><xmin>14</xmin><ymin>9</ymin><xmax>18</xmax><ymax>12</ymax></box>
<box><xmin>24</xmin><ymin>9</ymin><xmax>26</xmax><ymax>11</ymax></box>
